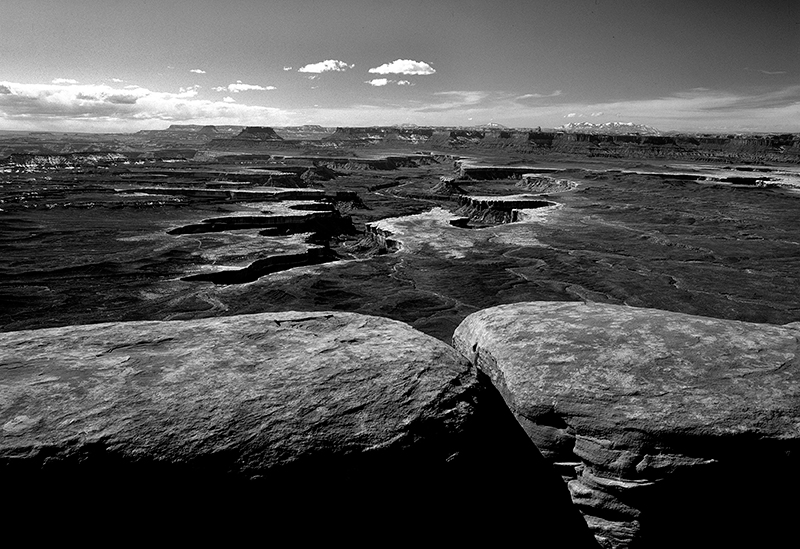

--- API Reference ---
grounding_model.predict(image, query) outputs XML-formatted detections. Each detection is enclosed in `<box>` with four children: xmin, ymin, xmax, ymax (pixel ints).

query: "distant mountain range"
<box><xmin>557</xmin><ymin>122</ymin><xmax>662</xmax><ymax>136</ymax></box>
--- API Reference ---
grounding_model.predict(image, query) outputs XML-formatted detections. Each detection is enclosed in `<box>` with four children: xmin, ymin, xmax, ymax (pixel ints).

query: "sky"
<box><xmin>1</xmin><ymin>0</ymin><xmax>798</xmax><ymax>133</ymax></box>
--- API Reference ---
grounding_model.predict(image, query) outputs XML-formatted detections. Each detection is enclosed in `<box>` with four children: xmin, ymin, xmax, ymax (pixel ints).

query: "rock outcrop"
<box><xmin>207</xmin><ymin>126</ymin><xmax>285</xmax><ymax>150</ymax></box>
<box><xmin>453</xmin><ymin>301</ymin><xmax>800</xmax><ymax>548</ymax></box>
<box><xmin>232</xmin><ymin>126</ymin><xmax>284</xmax><ymax>141</ymax></box>
<box><xmin>455</xmin><ymin>194</ymin><xmax>556</xmax><ymax>224</ymax></box>
<box><xmin>0</xmin><ymin>311</ymin><xmax>593</xmax><ymax>542</ymax></box>
<box><xmin>516</xmin><ymin>174</ymin><xmax>578</xmax><ymax>193</ymax></box>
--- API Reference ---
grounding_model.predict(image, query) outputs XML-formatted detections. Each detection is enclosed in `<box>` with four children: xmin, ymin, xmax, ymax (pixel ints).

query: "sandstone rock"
<box><xmin>1</xmin><ymin>311</ymin><xmax>593</xmax><ymax>543</ymax></box>
<box><xmin>453</xmin><ymin>301</ymin><xmax>800</xmax><ymax>548</ymax></box>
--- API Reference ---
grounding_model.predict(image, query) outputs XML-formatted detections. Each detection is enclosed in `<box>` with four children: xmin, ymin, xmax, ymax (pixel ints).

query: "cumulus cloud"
<box><xmin>298</xmin><ymin>60</ymin><xmax>354</xmax><ymax>73</ymax></box>
<box><xmin>365</xmin><ymin>78</ymin><xmax>416</xmax><ymax>87</ymax></box>
<box><xmin>189</xmin><ymin>69</ymin><xmax>206</xmax><ymax>74</ymax></box>
<box><xmin>223</xmin><ymin>96</ymin><xmax>236</xmax><ymax>103</ymax></box>
<box><xmin>111</xmin><ymin>78</ymin><xmax>124</xmax><ymax>83</ymax></box>
<box><xmin>517</xmin><ymin>90</ymin><xmax>562</xmax><ymax>100</ymax></box>
<box><xmin>0</xmin><ymin>80</ymin><xmax>294</xmax><ymax>132</ymax></box>
<box><xmin>283</xmin><ymin>66</ymin><xmax>293</xmax><ymax>71</ymax></box>
<box><xmin>178</xmin><ymin>85</ymin><xmax>200</xmax><ymax>98</ymax></box>
<box><xmin>212</xmin><ymin>81</ymin><xmax>276</xmax><ymax>93</ymax></box>
<box><xmin>369</xmin><ymin>59</ymin><xmax>435</xmax><ymax>75</ymax></box>
<box><xmin>52</xmin><ymin>78</ymin><xmax>78</xmax><ymax>85</ymax></box>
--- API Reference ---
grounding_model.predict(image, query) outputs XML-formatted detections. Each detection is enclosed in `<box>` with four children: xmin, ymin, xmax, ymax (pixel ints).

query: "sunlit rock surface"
<box><xmin>453</xmin><ymin>301</ymin><xmax>800</xmax><ymax>548</ymax></box>
<box><xmin>0</xmin><ymin>311</ymin><xmax>593</xmax><ymax>542</ymax></box>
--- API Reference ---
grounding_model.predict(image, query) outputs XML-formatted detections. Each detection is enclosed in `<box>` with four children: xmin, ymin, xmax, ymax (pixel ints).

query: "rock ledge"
<box><xmin>454</xmin><ymin>301</ymin><xmax>800</xmax><ymax>548</ymax></box>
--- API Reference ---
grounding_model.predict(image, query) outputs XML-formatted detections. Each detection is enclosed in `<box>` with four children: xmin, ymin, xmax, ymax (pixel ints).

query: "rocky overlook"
<box><xmin>0</xmin><ymin>311</ymin><xmax>593</xmax><ymax>542</ymax></box>
<box><xmin>1</xmin><ymin>127</ymin><xmax>799</xmax><ymax>543</ymax></box>
<box><xmin>3</xmin><ymin>301</ymin><xmax>800</xmax><ymax>546</ymax></box>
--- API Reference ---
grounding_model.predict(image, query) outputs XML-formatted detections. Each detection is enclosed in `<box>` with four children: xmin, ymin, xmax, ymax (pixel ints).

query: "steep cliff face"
<box><xmin>544</xmin><ymin>132</ymin><xmax>800</xmax><ymax>162</ymax></box>
<box><xmin>273</xmin><ymin>125</ymin><xmax>335</xmax><ymax>140</ymax></box>
<box><xmin>132</xmin><ymin>124</ymin><xmax>233</xmax><ymax>147</ymax></box>
<box><xmin>324</xmin><ymin>126</ymin><xmax>437</xmax><ymax>143</ymax></box>
<box><xmin>455</xmin><ymin>194</ymin><xmax>556</xmax><ymax>224</ymax></box>
<box><xmin>454</xmin><ymin>302</ymin><xmax>800</xmax><ymax>548</ymax></box>
<box><xmin>207</xmin><ymin>126</ymin><xmax>285</xmax><ymax>150</ymax></box>
<box><xmin>307</xmin><ymin>126</ymin><xmax>800</xmax><ymax>163</ymax></box>
<box><xmin>324</xmin><ymin>126</ymin><xmax>399</xmax><ymax>143</ymax></box>
<box><xmin>0</xmin><ymin>151</ymin><xmax>129</xmax><ymax>170</ymax></box>
<box><xmin>232</xmin><ymin>126</ymin><xmax>284</xmax><ymax>141</ymax></box>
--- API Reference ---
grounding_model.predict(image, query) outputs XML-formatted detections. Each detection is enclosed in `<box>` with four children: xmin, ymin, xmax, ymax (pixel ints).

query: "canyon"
<box><xmin>2</xmin><ymin>125</ymin><xmax>799</xmax><ymax>546</ymax></box>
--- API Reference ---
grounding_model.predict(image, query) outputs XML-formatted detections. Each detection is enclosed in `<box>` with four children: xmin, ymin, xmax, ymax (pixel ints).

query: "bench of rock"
<box><xmin>0</xmin><ymin>311</ymin><xmax>592</xmax><ymax>542</ymax></box>
<box><xmin>454</xmin><ymin>301</ymin><xmax>800</xmax><ymax>548</ymax></box>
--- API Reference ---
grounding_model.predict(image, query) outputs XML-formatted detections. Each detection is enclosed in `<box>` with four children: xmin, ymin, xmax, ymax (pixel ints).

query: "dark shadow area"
<box><xmin>181</xmin><ymin>248</ymin><xmax>339</xmax><ymax>284</ymax></box>
<box><xmin>2</xmin><ymin>369</ymin><xmax>598</xmax><ymax>546</ymax></box>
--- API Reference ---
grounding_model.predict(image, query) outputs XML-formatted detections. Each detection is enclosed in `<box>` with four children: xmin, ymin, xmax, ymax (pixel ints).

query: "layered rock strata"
<box><xmin>516</xmin><ymin>174</ymin><xmax>579</xmax><ymax>193</ymax></box>
<box><xmin>453</xmin><ymin>301</ymin><xmax>800</xmax><ymax>548</ymax></box>
<box><xmin>0</xmin><ymin>311</ymin><xmax>593</xmax><ymax>542</ymax></box>
<box><xmin>456</xmin><ymin>194</ymin><xmax>556</xmax><ymax>224</ymax></box>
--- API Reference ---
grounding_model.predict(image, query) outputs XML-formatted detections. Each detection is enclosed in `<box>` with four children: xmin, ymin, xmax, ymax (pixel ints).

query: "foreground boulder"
<box><xmin>0</xmin><ymin>311</ymin><xmax>593</xmax><ymax>542</ymax></box>
<box><xmin>453</xmin><ymin>302</ymin><xmax>800</xmax><ymax>548</ymax></box>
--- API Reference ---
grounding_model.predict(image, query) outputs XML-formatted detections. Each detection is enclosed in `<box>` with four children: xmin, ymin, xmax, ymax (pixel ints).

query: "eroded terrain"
<box><xmin>3</xmin><ymin>127</ymin><xmax>800</xmax><ymax>548</ymax></box>
<box><xmin>2</xmin><ymin>130</ymin><xmax>799</xmax><ymax>342</ymax></box>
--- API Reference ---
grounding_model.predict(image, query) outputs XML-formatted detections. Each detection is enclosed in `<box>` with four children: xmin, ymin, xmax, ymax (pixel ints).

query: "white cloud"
<box><xmin>298</xmin><ymin>60</ymin><xmax>354</xmax><ymax>73</ymax></box>
<box><xmin>178</xmin><ymin>85</ymin><xmax>200</xmax><ymax>98</ymax></box>
<box><xmin>3</xmin><ymin>79</ymin><xmax>798</xmax><ymax>134</ymax></box>
<box><xmin>223</xmin><ymin>96</ymin><xmax>236</xmax><ymax>103</ymax></box>
<box><xmin>52</xmin><ymin>78</ymin><xmax>78</xmax><ymax>85</ymax></box>
<box><xmin>111</xmin><ymin>78</ymin><xmax>124</xmax><ymax>83</ymax></box>
<box><xmin>591</xmin><ymin>111</ymin><xmax>604</xmax><ymax>117</ymax></box>
<box><xmin>565</xmin><ymin>112</ymin><xmax>578</xmax><ymax>118</ymax></box>
<box><xmin>212</xmin><ymin>80</ymin><xmax>276</xmax><ymax>93</ymax></box>
<box><xmin>190</xmin><ymin>69</ymin><xmax>206</xmax><ymax>74</ymax></box>
<box><xmin>283</xmin><ymin>66</ymin><xmax>293</xmax><ymax>71</ymax></box>
<box><xmin>366</xmin><ymin>78</ymin><xmax>416</xmax><ymax>87</ymax></box>
<box><xmin>369</xmin><ymin>59</ymin><xmax>435</xmax><ymax>75</ymax></box>
<box><xmin>0</xmin><ymin>80</ymin><xmax>295</xmax><ymax>132</ymax></box>
<box><xmin>517</xmin><ymin>90</ymin><xmax>562</xmax><ymax>99</ymax></box>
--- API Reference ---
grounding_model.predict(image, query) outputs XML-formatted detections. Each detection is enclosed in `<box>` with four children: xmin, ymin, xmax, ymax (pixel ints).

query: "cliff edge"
<box><xmin>454</xmin><ymin>301</ymin><xmax>800</xmax><ymax>548</ymax></box>
<box><xmin>0</xmin><ymin>311</ymin><xmax>592</xmax><ymax>543</ymax></box>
